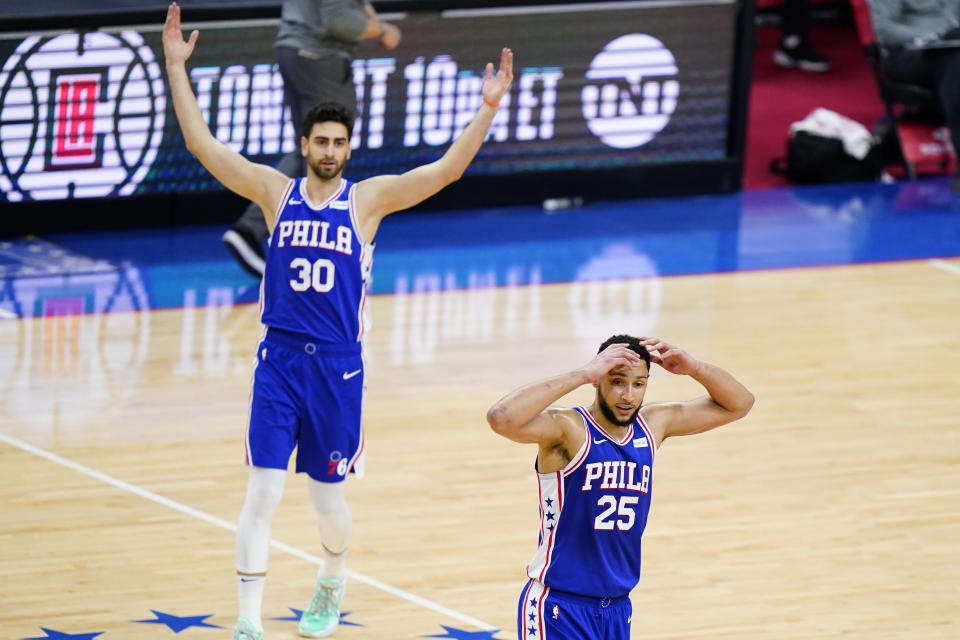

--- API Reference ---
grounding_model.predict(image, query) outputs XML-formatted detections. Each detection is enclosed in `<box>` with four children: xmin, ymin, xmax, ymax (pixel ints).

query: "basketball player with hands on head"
<box><xmin>162</xmin><ymin>3</ymin><xmax>513</xmax><ymax>639</ymax></box>
<box><xmin>487</xmin><ymin>335</ymin><xmax>754</xmax><ymax>640</ymax></box>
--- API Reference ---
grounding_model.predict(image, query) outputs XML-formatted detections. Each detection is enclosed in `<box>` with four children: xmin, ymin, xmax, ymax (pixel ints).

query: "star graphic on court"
<box><xmin>422</xmin><ymin>625</ymin><xmax>505</xmax><ymax>639</ymax></box>
<box><xmin>130</xmin><ymin>610</ymin><xmax>223</xmax><ymax>632</ymax></box>
<box><xmin>19</xmin><ymin>629</ymin><xmax>103</xmax><ymax>640</ymax></box>
<box><xmin>272</xmin><ymin>608</ymin><xmax>364</xmax><ymax>627</ymax></box>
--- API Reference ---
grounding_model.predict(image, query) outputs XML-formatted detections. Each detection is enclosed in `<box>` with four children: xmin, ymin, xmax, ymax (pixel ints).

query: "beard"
<box><xmin>307</xmin><ymin>154</ymin><xmax>345</xmax><ymax>181</ymax></box>
<box><xmin>597</xmin><ymin>392</ymin><xmax>641</xmax><ymax>427</ymax></box>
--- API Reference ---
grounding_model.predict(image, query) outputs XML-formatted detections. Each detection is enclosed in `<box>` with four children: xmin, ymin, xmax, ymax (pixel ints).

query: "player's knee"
<box><xmin>307</xmin><ymin>477</ymin><xmax>348</xmax><ymax>514</ymax></box>
<box><xmin>243</xmin><ymin>467</ymin><xmax>286</xmax><ymax>515</ymax></box>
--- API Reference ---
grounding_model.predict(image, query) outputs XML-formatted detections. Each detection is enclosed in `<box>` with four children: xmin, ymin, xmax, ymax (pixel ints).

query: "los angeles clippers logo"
<box><xmin>49</xmin><ymin>72</ymin><xmax>103</xmax><ymax>170</ymax></box>
<box><xmin>0</xmin><ymin>31</ymin><xmax>165</xmax><ymax>201</ymax></box>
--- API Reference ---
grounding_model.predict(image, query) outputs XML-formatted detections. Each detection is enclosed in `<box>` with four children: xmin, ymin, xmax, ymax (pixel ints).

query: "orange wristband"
<box><xmin>483</xmin><ymin>97</ymin><xmax>499</xmax><ymax>108</ymax></box>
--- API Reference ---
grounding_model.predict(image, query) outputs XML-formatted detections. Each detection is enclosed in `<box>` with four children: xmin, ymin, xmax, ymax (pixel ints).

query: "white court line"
<box><xmin>0</xmin><ymin>431</ymin><xmax>497</xmax><ymax>632</ymax></box>
<box><xmin>929</xmin><ymin>258</ymin><xmax>960</xmax><ymax>277</ymax></box>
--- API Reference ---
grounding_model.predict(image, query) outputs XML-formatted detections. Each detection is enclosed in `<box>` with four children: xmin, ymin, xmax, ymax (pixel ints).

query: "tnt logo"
<box><xmin>582</xmin><ymin>34</ymin><xmax>679</xmax><ymax>149</ymax></box>
<box><xmin>0</xmin><ymin>31</ymin><xmax>165</xmax><ymax>201</ymax></box>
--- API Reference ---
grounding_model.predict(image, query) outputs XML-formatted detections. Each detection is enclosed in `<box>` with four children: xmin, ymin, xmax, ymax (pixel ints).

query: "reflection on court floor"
<box><xmin>1</xmin><ymin>177</ymin><xmax>959</xmax><ymax>639</ymax></box>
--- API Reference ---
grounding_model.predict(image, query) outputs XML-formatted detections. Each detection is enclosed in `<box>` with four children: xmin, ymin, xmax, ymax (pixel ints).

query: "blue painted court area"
<box><xmin>2</xmin><ymin>177</ymin><xmax>958</xmax><ymax>317</ymax></box>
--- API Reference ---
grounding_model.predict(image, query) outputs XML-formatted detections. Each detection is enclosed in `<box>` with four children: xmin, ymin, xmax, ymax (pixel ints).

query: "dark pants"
<box><xmin>881</xmin><ymin>46</ymin><xmax>960</xmax><ymax>166</ymax></box>
<box><xmin>781</xmin><ymin>0</ymin><xmax>812</xmax><ymax>40</ymax></box>
<box><xmin>234</xmin><ymin>47</ymin><xmax>358</xmax><ymax>242</ymax></box>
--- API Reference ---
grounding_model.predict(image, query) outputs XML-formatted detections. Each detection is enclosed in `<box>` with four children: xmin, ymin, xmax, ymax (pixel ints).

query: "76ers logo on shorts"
<box><xmin>0</xmin><ymin>31</ymin><xmax>165</xmax><ymax>201</ymax></box>
<box><xmin>328</xmin><ymin>451</ymin><xmax>348</xmax><ymax>476</ymax></box>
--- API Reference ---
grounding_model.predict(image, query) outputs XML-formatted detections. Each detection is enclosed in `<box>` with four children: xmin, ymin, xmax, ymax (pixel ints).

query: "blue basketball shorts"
<box><xmin>246</xmin><ymin>327</ymin><xmax>364</xmax><ymax>483</ymax></box>
<box><xmin>517</xmin><ymin>579</ymin><xmax>632</xmax><ymax>640</ymax></box>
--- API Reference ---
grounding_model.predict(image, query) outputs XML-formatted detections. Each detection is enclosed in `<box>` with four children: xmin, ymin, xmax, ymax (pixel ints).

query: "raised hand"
<box><xmin>481</xmin><ymin>48</ymin><xmax>514</xmax><ymax>105</ymax></box>
<box><xmin>638</xmin><ymin>337</ymin><xmax>700</xmax><ymax>376</ymax></box>
<box><xmin>379</xmin><ymin>23</ymin><xmax>401</xmax><ymax>51</ymax></box>
<box><xmin>582</xmin><ymin>344</ymin><xmax>644</xmax><ymax>383</ymax></box>
<box><xmin>162</xmin><ymin>2</ymin><xmax>199</xmax><ymax>67</ymax></box>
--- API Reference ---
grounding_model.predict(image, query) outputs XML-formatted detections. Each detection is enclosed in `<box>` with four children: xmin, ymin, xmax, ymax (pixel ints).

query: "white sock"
<box><xmin>238</xmin><ymin>574</ymin><xmax>265</xmax><ymax>630</ymax></box>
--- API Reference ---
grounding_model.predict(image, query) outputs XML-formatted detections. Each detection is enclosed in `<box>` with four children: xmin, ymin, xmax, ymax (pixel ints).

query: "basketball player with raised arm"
<box><xmin>486</xmin><ymin>335</ymin><xmax>754</xmax><ymax>640</ymax></box>
<box><xmin>162</xmin><ymin>4</ymin><xmax>513</xmax><ymax>639</ymax></box>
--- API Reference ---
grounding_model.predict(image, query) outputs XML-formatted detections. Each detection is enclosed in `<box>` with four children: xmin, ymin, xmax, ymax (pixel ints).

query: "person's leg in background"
<box><xmin>928</xmin><ymin>48</ymin><xmax>960</xmax><ymax>192</ymax></box>
<box><xmin>882</xmin><ymin>47</ymin><xmax>960</xmax><ymax>191</ymax></box>
<box><xmin>773</xmin><ymin>0</ymin><xmax>831</xmax><ymax>72</ymax></box>
<box><xmin>223</xmin><ymin>50</ymin><xmax>358</xmax><ymax>278</ymax></box>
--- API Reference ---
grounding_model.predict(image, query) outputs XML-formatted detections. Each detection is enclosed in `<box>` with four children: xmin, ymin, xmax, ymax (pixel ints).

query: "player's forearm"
<box><xmin>487</xmin><ymin>369</ymin><xmax>589</xmax><ymax>433</ymax></box>
<box><xmin>689</xmin><ymin>361</ymin><xmax>754</xmax><ymax>418</ymax></box>
<box><xmin>437</xmin><ymin>102</ymin><xmax>500</xmax><ymax>183</ymax></box>
<box><xmin>165</xmin><ymin>62</ymin><xmax>213</xmax><ymax>155</ymax></box>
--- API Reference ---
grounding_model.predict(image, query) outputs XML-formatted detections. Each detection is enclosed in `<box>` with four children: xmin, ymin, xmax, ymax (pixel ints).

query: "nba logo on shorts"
<box><xmin>0</xmin><ymin>31</ymin><xmax>165</xmax><ymax>201</ymax></box>
<box><xmin>552</xmin><ymin>604</ymin><xmax>559</xmax><ymax>620</ymax></box>
<box><xmin>581</xmin><ymin>34</ymin><xmax>680</xmax><ymax>149</ymax></box>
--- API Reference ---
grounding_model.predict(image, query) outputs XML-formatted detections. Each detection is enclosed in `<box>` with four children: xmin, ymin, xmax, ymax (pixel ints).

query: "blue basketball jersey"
<box><xmin>260</xmin><ymin>178</ymin><xmax>374</xmax><ymax>343</ymax></box>
<box><xmin>526</xmin><ymin>406</ymin><xmax>656</xmax><ymax>598</ymax></box>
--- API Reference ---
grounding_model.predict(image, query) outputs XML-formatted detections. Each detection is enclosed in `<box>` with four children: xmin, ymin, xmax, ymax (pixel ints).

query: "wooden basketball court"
<box><xmin>2</xmin><ymin>257</ymin><xmax>959</xmax><ymax>639</ymax></box>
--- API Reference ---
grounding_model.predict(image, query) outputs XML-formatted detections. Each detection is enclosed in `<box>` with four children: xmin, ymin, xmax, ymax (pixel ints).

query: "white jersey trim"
<box><xmin>274</xmin><ymin>178</ymin><xmax>296</xmax><ymax>221</ymax></box>
<box><xmin>348</xmin><ymin>183</ymin><xmax>366</xmax><ymax>245</ymax></box>
<box><xmin>348</xmin><ymin>350</ymin><xmax>368</xmax><ymax>477</ymax></box>
<box><xmin>299</xmin><ymin>177</ymin><xmax>346</xmax><ymax>211</ymax></box>
<box><xmin>577</xmin><ymin>405</ymin><xmax>635</xmax><ymax>445</ymax></box>
<box><xmin>636</xmin><ymin>413</ymin><xmax>657</xmax><ymax>462</ymax></box>
<box><xmin>527</xmin><ymin>470</ymin><xmax>561</xmax><ymax>584</ymax></box>
<box><xmin>561</xmin><ymin>414</ymin><xmax>591</xmax><ymax>478</ymax></box>
<box><xmin>260</xmin><ymin>179</ymin><xmax>295</xmax><ymax>327</ymax></box>
<box><xmin>349</xmin><ymin>185</ymin><xmax>374</xmax><ymax>342</ymax></box>
<box><xmin>245</xmin><ymin>327</ymin><xmax>270</xmax><ymax>467</ymax></box>
<box><xmin>527</xmin><ymin>413</ymin><xmax>592</xmax><ymax>585</ymax></box>
<box><xmin>521</xmin><ymin>579</ymin><xmax>550</xmax><ymax>639</ymax></box>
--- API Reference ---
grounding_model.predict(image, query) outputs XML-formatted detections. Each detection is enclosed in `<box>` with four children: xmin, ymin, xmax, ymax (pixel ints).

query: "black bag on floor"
<box><xmin>770</xmin><ymin>130</ymin><xmax>882</xmax><ymax>184</ymax></box>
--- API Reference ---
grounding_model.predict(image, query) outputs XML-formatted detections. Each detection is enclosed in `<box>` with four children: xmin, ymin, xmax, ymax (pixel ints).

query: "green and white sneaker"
<box><xmin>232</xmin><ymin>616</ymin><xmax>263</xmax><ymax>640</ymax></box>
<box><xmin>298</xmin><ymin>575</ymin><xmax>346</xmax><ymax>638</ymax></box>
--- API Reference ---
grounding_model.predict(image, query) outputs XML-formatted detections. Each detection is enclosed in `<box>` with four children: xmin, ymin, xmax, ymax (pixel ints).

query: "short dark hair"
<box><xmin>597</xmin><ymin>334</ymin><xmax>651</xmax><ymax>369</ymax></box>
<box><xmin>301</xmin><ymin>102</ymin><xmax>356</xmax><ymax>140</ymax></box>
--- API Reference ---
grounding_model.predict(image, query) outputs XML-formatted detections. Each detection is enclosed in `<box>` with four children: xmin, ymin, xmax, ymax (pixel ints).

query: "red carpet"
<box><xmin>743</xmin><ymin>23</ymin><xmax>885</xmax><ymax>189</ymax></box>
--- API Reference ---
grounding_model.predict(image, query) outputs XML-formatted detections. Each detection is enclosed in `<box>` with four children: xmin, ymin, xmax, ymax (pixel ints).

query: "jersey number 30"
<box><xmin>290</xmin><ymin>258</ymin><xmax>334</xmax><ymax>293</ymax></box>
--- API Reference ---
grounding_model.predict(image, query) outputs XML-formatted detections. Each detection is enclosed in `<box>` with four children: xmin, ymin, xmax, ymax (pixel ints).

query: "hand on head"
<box><xmin>638</xmin><ymin>337</ymin><xmax>699</xmax><ymax>376</ymax></box>
<box><xmin>584</xmin><ymin>343</ymin><xmax>644</xmax><ymax>382</ymax></box>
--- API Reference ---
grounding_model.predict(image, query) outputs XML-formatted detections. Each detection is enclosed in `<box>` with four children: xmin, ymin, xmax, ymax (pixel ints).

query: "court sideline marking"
<box><xmin>0</xmin><ymin>431</ymin><xmax>498</xmax><ymax>632</ymax></box>
<box><xmin>929</xmin><ymin>258</ymin><xmax>960</xmax><ymax>277</ymax></box>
